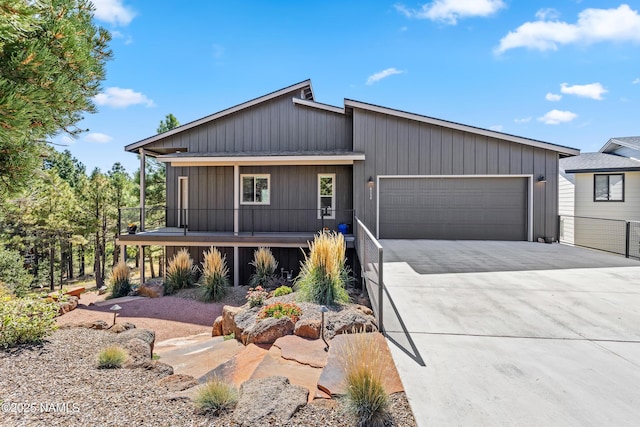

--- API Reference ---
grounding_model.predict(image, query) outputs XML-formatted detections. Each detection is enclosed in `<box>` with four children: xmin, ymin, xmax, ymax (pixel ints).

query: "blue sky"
<box><xmin>57</xmin><ymin>0</ymin><xmax>640</xmax><ymax>174</ymax></box>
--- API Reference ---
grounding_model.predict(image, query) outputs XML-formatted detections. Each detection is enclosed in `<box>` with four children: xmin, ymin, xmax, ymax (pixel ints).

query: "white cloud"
<box><xmin>85</xmin><ymin>133</ymin><xmax>113</xmax><ymax>144</ymax></box>
<box><xmin>545</xmin><ymin>92</ymin><xmax>562</xmax><ymax>101</ymax></box>
<box><xmin>489</xmin><ymin>125</ymin><xmax>503</xmax><ymax>131</ymax></box>
<box><xmin>535</xmin><ymin>8</ymin><xmax>560</xmax><ymax>21</ymax></box>
<box><xmin>514</xmin><ymin>117</ymin><xmax>532</xmax><ymax>124</ymax></box>
<box><xmin>633</xmin><ymin>78</ymin><xmax>640</xmax><ymax>84</ymax></box>
<box><xmin>560</xmin><ymin>82</ymin><xmax>607</xmax><ymax>100</ymax></box>
<box><xmin>92</xmin><ymin>0</ymin><xmax>136</xmax><ymax>26</ymax></box>
<box><xmin>537</xmin><ymin>109</ymin><xmax>578</xmax><ymax>125</ymax></box>
<box><xmin>366</xmin><ymin>68</ymin><xmax>405</xmax><ymax>85</ymax></box>
<box><xmin>93</xmin><ymin>87</ymin><xmax>155</xmax><ymax>108</ymax></box>
<box><xmin>495</xmin><ymin>4</ymin><xmax>640</xmax><ymax>54</ymax></box>
<box><xmin>395</xmin><ymin>0</ymin><xmax>505</xmax><ymax>25</ymax></box>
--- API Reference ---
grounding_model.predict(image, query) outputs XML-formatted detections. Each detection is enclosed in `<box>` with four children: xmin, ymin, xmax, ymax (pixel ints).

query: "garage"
<box><xmin>378</xmin><ymin>176</ymin><xmax>529</xmax><ymax>240</ymax></box>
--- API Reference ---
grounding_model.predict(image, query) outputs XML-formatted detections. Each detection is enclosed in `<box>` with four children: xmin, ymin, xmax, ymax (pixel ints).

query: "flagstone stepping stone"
<box><xmin>201</xmin><ymin>343</ymin><xmax>268</xmax><ymax>386</ymax></box>
<box><xmin>155</xmin><ymin>335</ymin><xmax>244</xmax><ymax>380</ymax></box>
<box><xmin>250</xmin><ymin>346</ymin><xmax>323</xmax><ymax>402</ymax></box>
<box><xmin>317</xmin><ymin>333</ymin><xmax>404</xmax><ymax>396</ymax></box>
<box><xmin>273</xmin><ymin>335</ymin><xmax>329</xmax><ymax>368</ymax></box>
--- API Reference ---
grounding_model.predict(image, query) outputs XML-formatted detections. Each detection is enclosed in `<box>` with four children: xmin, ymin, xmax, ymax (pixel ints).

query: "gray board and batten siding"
<box><xmin>352</xmin><ymin>108</ymin><xmax>561</xmax><ymax>241</ymax></box>
<box><xmin>166</xmin><ymin>164</ymin><xmax>353</xmax><ymax>233</ymax></box>
<box><xmin>140</xmin><ymin>91</ymin><xmax>352</xmax><ymax>155</ymax></box>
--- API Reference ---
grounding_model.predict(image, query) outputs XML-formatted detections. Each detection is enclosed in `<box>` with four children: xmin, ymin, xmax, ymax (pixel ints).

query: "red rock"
<box><xmin>246</xmin><ymin>317</ymin><xmax>294</xmax><ymax>344</ymax></box>
<box><xmin>294</xmin><ymin>318</ymin><xmax>321</xmax><ymax>339</ymax></box>
<box><xmin>273</xmin><ymin>335</ymin><xmax>329</xmax><ymax>368</ymax></box>
<box><xmin>222</xmin><ymin>305</ymin><xmax>243</xmax><ymax>336</ymax></box>
<box><xmin>211</xmin><ymin>315</ymin><xmax>223</xmax><ymax>337</ymax></box>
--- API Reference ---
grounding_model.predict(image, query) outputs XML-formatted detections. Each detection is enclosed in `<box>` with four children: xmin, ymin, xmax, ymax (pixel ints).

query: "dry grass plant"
<box><xmin>164</xmin><ymin>249</ymin><xmax>198</xmax><ymax>295</ymax></box>
<box><xmin>97</xmin><ymin>345</ymin><xmax>128</xmax><ymax>369</ymax></box>
<box><xmin>248</xmin><ymin>247</ymin><xmax>278</xmax><ymax>288</ymax></box>
<box><xmin>198</xmin><ymin>247</ymin><xmax>230</xmax><ymax>301</ymax></box>
<box><xmin>296</xmin><ymin>231</ymin><xmax>350</xmax><ymax>305</ymax></box>
<box><xmin>108</xmin><ymin>262</ymin><xmax>131</xmax><ymax>298</ymax></box>
<box><xmin>194</xmin><ymin>376</ymin><xmax>238</xmax><ymax>415</ymax></box>
<box><xmin>339</xmin><ymin>330</ymin><xmax>391</xmax><ymax>427</ymax></box>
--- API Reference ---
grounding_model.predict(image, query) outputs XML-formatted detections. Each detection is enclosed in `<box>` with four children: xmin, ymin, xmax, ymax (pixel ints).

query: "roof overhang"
<box><xmin>599</xmin><ymin>137</ymin><xmax>640</xmax><ymax>154</ymax></box>
<box><xmin>125</xmin><ymin>80</ymin><xmax>313</xmax><ymax>153</ymax></box>
<box><xmin>564</xmin><ymin>167</ymin><xmax>640</xmax><ymax>174</ymax></box>
<box><xmin>344</xmin><ymin>99</ymin><xmax>580</xmax><ymax>156</ymax></box>
<box><xmin>156</xmin><ymin>153</ymin><xmax>365</xmax><ymax>167</ymax></box>
<box><xmin>292</xmin><ymin>97</ymin><xmax>345</xmax><ymax>114</ymax></box>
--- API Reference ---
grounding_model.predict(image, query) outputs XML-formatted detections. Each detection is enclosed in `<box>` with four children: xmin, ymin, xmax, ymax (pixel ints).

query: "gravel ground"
<box><xmin>1</xmin><ymin>328</ymin><xmax>417</xmax><ymax>427</ymax></box>
<box><xmin>56</xmin><ymin>286</ymin><xmax>250</xmax><ymax>342</ymax></box>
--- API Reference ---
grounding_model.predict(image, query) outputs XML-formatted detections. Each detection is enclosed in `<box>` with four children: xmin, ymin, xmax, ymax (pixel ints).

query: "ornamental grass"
<box><xmin>198</xmin><ymin>247</ymin><xmax>230</xmax><ymax>302</ymax></box>
<box><xmin>248</xmin><ymin>247</ymin><xmax>278</xmax><ymax>288</ymax></box>
<box><xmin>164</xmin><ymin>248</ymin><xmax>198</xmax><ymax>295</ymax></box>
<box><xmin>295</xmin><ymin>231</ymin><xmax>350</xmax><ymax>305</ymax></box>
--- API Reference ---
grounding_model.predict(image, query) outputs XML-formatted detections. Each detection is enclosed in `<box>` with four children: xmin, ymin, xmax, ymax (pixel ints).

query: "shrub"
<box><xmin>246</xmin><ymin>286</ymin><xmax>268</xmax><ymax>308</ymax></box>
<box><xmin>258</xmin><ymin>302</ymin><xmax>302</xmax><ymax>323</ymax></box>
<box><xmin>97</xmin><ymin>345</ymin><xmax>128</xmax><ymax>369</ymax></box>
<box><xmin>0</xmin><ymin>245</ymin><xmax>34</xmax><ymax>297</ymax></box>
<box><xmin>248</xmin><ymin>247</ymin><xmax>278</xmax><ymax>288</ymax></box>
<box><xmin>0</xmin><ymin>298</ymin><xmax>58</xmax><ymax>348</ymax></box>
<box><xmin>164</xmin><ymin>249</ymin><xmax>198</xmax><ymax>295</ymax></box>
<box><xmin>295</xmin><ymin>231</ymin><xmax>351</xmax><ymax>305</ymax></box>
<box><xmin>108</xmin><ymin>262</ymin><xmax>131</xmax><ymax>298</ymax></box>
<box><xmin>339</xmin><ymin>331</ymin><xmax>390</xmax><ymax>427</ymax></box>
<box><xmin>272</xmin><ymin>285</ymin><xmax>293</xmax><ymax>297</ymax></box>
<box><xmin>194</xmin><ymin>377</ymin><xmax>238</xmax><ymax>414</ymax></box>
<box><xmin>198</xmin><ymin>247</ymin><xmax>230</xmax><ymax>302</ymax></box>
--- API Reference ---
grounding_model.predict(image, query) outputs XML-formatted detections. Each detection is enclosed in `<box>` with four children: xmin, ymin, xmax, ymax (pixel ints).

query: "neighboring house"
<box><xmin>117</xmin><ymin>80</ymin><xmax>579</xmax><ymax>285</ymax></box>
<box><xmin>559</xmin><ymin>137</ymin><xmax>640</xmax><ymax>255</ymax></box>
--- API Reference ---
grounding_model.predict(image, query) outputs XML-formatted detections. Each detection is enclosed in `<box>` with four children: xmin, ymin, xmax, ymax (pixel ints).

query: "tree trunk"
<box><xmin>49</xmin><ymin>242</ymin><xmax>55</xmax><ymax>291</ymax></box>
<box><xmin>94</xmin><ymin>233</ymin><xmax>103</xmax><ymax>288</ymax></box>
<box><xmin>68</xmin><ymin>241</ymin><xmax>74</xmax><ymax>279</ymax></box>
<box><xmin>79</xmin><ymin>245</ymin><xmax>85</xmax><ymax>277</ymax></box>
<box><xmin>158</xmin><ymin>253</ymin><xmax>164</xmax><ymax>278</ymax></box>
<box><xmin>101</xmin><ymin>212</ymin><xmax>107</xmax><ymax>281</ymax></box>
<box><xmin>148</xmin><ymin>247</ymin><xmax>156</xmax><ymax>278</ymax></box>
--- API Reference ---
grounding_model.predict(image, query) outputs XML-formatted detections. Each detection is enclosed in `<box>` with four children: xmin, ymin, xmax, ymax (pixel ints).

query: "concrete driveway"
<box><xmin>380</xmin><ymin>241</ymin><xmax>640</xmax><ymax>427</ymax></box>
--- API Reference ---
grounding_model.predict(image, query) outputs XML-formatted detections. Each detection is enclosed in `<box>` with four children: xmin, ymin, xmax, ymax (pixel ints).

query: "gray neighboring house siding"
<box><xmin>352</xmin><ymin>108</ymin><xmax>561</xmax><ymax>241</ymax></box>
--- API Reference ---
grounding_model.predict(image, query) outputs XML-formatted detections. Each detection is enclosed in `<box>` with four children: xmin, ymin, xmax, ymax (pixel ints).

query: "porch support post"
<box><xmin>233</xmin><ymin>246</ymin><xmax>239</xmax><ymax>287</ymax></box>
<box><xmin>139</xmin><ymin>148</ymin><xmax>146</xmax><ymax>231</ymax></box>
<box><xmin>139</xmin><ymin>245</ymin><xmax>145</xmax><ymax>286</ymax></box>
<box><xmin>233</xmin><ymin>164</ymin><xmax>239</xmax><ymax>235</ymax></box>
<box><xmin>119</xmin><ymin>244</ymin><xmax>125</xmax><ymax>263</ymax></box>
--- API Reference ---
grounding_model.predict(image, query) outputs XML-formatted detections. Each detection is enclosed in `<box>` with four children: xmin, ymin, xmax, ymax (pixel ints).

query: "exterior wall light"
<box><xmin>367</xmin><ymin>176</ymin><xmax>375</xmax><ymax>200</ymax></box>
<box><xmin>537</xmin><ymin>175</ymin><xmax>547</xmax><ymax>183</ymax></box>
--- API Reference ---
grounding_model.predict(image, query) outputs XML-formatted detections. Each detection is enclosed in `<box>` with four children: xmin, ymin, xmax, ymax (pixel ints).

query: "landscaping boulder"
<box><xmin>326</xmin><ymin>308</ymin><xmax>377</xmax><ymax>339</ymax></box>
<box><xmin>109</xmin><ymin>322</ymin><xmax>136</xmax><ymax>333</ymax></box>
<box><xmin>233</xmin><ymin>376</ymin><xmax>308</xmax><ymax>426</ymax></box>
<box><xmin>116</xmin><ymin>328</ymin><xmax>156</xmax><ymax>356</ymax></box>
<box><xmin>246</xmin><ymin>317</ymin><xmax>295</xmax><ymax>345</ymax></box>
<box><xmin>57</xmin><ymin>296</ymin><xmax>79</xmax><ymax>315</ymax></box>
<box><xmin>211</xmin><ymin>315</ymin><xmax>223</xmax><ymax>337</ymax></box>
<box><xmin>231</xmin><ymin>306</ymin><xmax>262</xmax><ymax>343</ymax></box>
<box><xmin>294</xmin><ymin>318</ymin><xmax>321</xmax><ymax>339</ymax></box>
<box><xmin>138</xmin><ymin>283</ymin><xmax>163</xmax><ymax>298</ymax></box>
<box><xmin>222</xmin><ymin>305</ymin><xmax>243</xmax><ymax>336</ymax></box>
<box><xmin>122</xmin><ymin>338</ymin><xmax>152</xmax><ymax>365</ymax></box>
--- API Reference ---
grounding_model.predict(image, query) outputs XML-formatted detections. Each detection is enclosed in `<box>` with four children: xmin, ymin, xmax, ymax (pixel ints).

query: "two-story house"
<box><xmin>117</xmin><ymin>80</ymin><xmax>578</xmax><ymax>285</ymax></box>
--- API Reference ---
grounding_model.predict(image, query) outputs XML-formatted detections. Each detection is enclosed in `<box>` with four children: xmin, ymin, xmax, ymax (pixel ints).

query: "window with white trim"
<box><xmin>241</xmin><ymin>174</ymin><xmax>270</xmax><ymax>204</ymax></box>
<box><xmin>594</xmin><ymin>174</ymin><xmax>624</xmax><ymax>202</ymax></box>
<box><xmin>318</xmin><ymin>174</ymin><xmax>335</xmax><ymax>219</ymax></box>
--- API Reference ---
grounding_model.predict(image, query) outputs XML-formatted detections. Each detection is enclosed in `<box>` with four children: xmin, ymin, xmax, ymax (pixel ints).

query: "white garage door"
<box><xmin>379</xmin><ymin>177</ymin><xmax>528</xmax><ymax>240</ymax></box>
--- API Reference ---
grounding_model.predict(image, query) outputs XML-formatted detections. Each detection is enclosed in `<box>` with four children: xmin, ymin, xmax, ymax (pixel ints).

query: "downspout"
<box><xmin>233</xmin><ymin>164</ymin><xmax>239</xmax><ymax>286</ymax></box>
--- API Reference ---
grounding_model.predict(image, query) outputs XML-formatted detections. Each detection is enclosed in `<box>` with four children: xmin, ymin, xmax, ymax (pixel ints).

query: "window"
<box><xmin>241</xmin><ymin>174</ymin><xmax>270</xmax><ymax>204</ymax></box>
<box><xmin>594</xmin><ymin>174</ymin><xmax>624</xmax><ymax>202</ymax></box>
<box><xmin>318</xmin><ymin>174</ymin><xmax>335</xmax><ymax>219</ymax></box>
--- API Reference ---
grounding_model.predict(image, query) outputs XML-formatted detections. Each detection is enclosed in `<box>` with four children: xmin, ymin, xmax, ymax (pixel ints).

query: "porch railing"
<box><xmin>559</xmin><ymin>215</ymin><xmax>640</xmax><ymax>260</ymax></box>
<box><xmin>354</xmin><ymin>216</ymin><xmax>383</xmax><ymax>333</ymax></box>
<box><xmin>118</xmin><ymin>207</ymin><xmax>355</xmax><ymax>236</ymax></box>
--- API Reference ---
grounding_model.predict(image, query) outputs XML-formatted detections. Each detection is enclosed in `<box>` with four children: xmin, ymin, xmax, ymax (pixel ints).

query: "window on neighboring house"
<box><xmin>318</xmin><ymin>174</ymin><xmax>336</xmax><ymax>219</ymax></box>
<box><xmin>594</xmin><ymin>174</ymin><xmax>624</xmax><ymax>202</ymax></box>
<box><xmin>241</xmin><ymin>174</ymin><xmax>270</xmax><ymax>204</ymax></box>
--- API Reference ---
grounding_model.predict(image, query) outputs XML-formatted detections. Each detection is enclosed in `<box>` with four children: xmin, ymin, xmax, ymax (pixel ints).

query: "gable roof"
<box><xmin>599</xmin><ymin>136</ymin><xmax>640</xmax><ymax>154</ymax></box>
<box><xmin>561</xmin><ymin>152</ymin><xmax>640</xmax><ymax>173</ymax></box>
<box><xmin>344</xmin><ymin>99</ymin><xmax>579</xmax><ymax>156</ymax></box>
<box><xmin>124</xmin><ymin>80</ymin><xmax>314</xmax><ymax>153</ymax></box>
